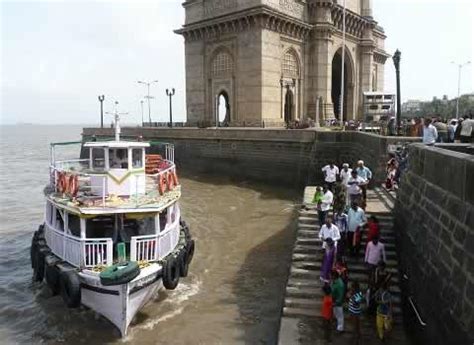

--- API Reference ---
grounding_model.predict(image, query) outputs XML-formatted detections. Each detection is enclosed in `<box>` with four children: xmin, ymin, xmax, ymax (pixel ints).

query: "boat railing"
<box><xmin>47</xmin><ymin>160</ymin><xmax>179</xmax><ymax>208</ymax></box>
<box><xmin>130</xmin><ymin>207</ymin><xmax>181</xmax><ymax>262</ymax></box>
<box><xmin>44</xmin><ymin>224</ymin><xmax>114</xmax><ymax>268</ymax></box>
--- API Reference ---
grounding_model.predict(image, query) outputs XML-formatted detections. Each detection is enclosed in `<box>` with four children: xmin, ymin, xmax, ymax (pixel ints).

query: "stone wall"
<box><xmin>82</xmin><ymin>127</ymin><xmax>419</xmax><ymax>187</ymax></box>
<box><xmin>394</xmin><ymin>143</ymin><xmax>474</xmax><ymax>344</ymax></box>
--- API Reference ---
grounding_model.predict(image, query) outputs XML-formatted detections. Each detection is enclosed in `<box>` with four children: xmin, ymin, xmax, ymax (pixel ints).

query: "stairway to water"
<box><xmin>278</xmin><ymin>188</ymin><xmax>411</xmax><ymax>345</ymax></box>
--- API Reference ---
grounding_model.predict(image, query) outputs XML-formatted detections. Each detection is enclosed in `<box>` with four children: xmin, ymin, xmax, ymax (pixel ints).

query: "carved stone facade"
<box><xmin>175</xmin><ymin>0</ymin><xmax>389</xmax><ymax>126</ymax></box>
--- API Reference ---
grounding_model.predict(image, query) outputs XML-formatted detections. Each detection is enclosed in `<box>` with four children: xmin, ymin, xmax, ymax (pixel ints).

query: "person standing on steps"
<box><xmin>348</xmin><ymin>280</ymin><xmax>364</xmax><ymax>345</ymax></box>
<box><xmin>331</xmin><ymin>270</ymin><xmax>345</xmax><ymax>333</ymax></box>
<box><xmin>339</xmin><ymin>163</ymin><xmax>352</xmax><ymax>207</ymax></box>
<box><xmin>346</xmin><ymin>170</ymin><xmax>366</xmax><ymax>206</ymax></box>
<box><xmin>355</xmin><ymin>160</ymin><xmax>372</xmax><ymax>204</ymax></box>
<box><xmin>347</xmin><ymin>202</ymin><xmax>367</xmax><ymax>257</ymax></box>
<box><xmin>375</xmin><ymin>281</ymin><xmax>393</xmax><ymax>342</ymax></box>
<box><xmin>321</xmin><ymin>162</ymin><xmax>339</xmax><ymax>191</ymax></box>
<box><xmin>365</xmin><ymin>235</ymin><xmax>386</xmax><ymax>287</ymax></box>
<box><xmin>318</xmin><ymin>185</ymin><xmax>333</xmax><ymax>226</ymax></box>
<box><xmin>320</xmin><ymin>238</ymin><xmax>336</xmax><ymax>283</ymax></box>
<box><xmin>319</xmin><ymin>216</ymin><xmax>341</xmax><ymax>249</ymax></box>
<box><xmin>321</xmin><ymin>284</ymin><xmax>333</xmax><ymax>343</ymax></box>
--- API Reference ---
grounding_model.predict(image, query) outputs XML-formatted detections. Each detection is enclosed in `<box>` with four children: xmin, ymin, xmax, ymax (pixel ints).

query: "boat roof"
<box><xmin>84</xmin><ymin>141</ymin><xmax>150</xmax><ymax>148</ymax></box>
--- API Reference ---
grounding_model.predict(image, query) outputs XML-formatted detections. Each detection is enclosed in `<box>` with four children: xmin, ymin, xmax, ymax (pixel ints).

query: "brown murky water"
<box><xmin>0</xmin><ymin>125</ymin><xmax>299</xmax><ymax>344</ymax></box>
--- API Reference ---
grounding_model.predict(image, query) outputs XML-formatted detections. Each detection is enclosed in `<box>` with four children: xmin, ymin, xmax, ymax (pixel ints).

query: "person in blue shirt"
<box><xmin>355</xmin><ymin>160</ymin><xmax>372</xmax><ymax>202</ymax></box>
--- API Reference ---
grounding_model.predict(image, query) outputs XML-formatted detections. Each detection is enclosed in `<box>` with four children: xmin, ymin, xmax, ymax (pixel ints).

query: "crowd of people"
<box><xmin>305</xmin><ymin>162</ymin><xmax>393</xmax><ymax>344</ymax></box>
<box><xmin>418</xmin><ymin>116</ymin><xmax>474</xmax><ymax>144</ymax></box>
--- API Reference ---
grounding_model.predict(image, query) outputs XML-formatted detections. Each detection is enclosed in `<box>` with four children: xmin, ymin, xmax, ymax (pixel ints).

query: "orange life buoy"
<box><xmin>167</xmin><ymin>171</ymin><xmax>175</xmax><ymax>191</ymax></box>
<box><xmin>171</xmin><ymin>170</ymin><xmax>179</xmax><ymax>186</ymax></box>
<box><xmin>158</xmin><ymin>174</ymin><xmax>166</xmax><ymax>195</ymax></box>
<box><xmin>57</xmin><ymin>172</ymin><xmax>68</xmax><ymax>194</ymax></box>
<box><xmin>68</xmin><ymin>174</ymin><xmax>79</xmax><ymax>197</ymax></box>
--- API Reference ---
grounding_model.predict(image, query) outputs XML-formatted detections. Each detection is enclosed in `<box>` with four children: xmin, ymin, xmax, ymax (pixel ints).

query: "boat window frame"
<box><xmin>131</xmin><ymin>148</ymin><xmax>144</xmax><ymax>169</ymax></box>
<box><xmin>108</xmin><ymin>148</ymin><xmax>129</xmax><ymax>170</ymax></box>
<box><xmin>90</xmin><ymin>147</ymin><xmax>107</xmax><ymax>172</ymax></box>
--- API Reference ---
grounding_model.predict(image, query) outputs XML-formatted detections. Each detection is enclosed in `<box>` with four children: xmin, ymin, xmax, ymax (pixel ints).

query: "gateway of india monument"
<box><xmin>175</xmin><ymin>0</ymin><xmax>389</xmax><ymax>127</ymax></box>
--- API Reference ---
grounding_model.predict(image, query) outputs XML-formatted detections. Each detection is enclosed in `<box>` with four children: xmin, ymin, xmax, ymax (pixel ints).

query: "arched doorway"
<box><xmin>284</xmin><ymin>86</ymin><xmax>294</xmax><ymax>124</ymax></box>
<box><xmin>217</xmin><ymin>91</ymin><xmax>230</xmax><ymax>126</ymax></box>
<box><xmin>331</xmin><ymin>48</ymin><xmax>353</xmax><ymax>121</ymax></box>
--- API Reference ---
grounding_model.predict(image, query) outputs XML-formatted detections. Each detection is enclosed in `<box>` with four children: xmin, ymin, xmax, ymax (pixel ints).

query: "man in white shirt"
<box><xmin>346</xmin><ymin>170</ymin><xmax>366</xmax><ymax>205</ymax></box>
<box><xmin>423</xmin><ymin>118</ymin><xmax>438</xmax><ymax>145</ymax></box>
<box><xmin>339</xmin><ymin>163</ymin><xmax>352</xmax><ymax>185</ymax></box>
<box><xmin>321</xmin><ymin>162</ymin><xmax>339</xmax><ymax>191</ymax></box>
<box><xmin>319</xmin><ymin>216</ymin><xmax>341</xmax><ymax>249</ymax></box>
<box><xmin>347</xmin><ymin>201</ymin><xmax>367</xmax><ymax>256</ymax></box>
<box><xmin>318</xmin><ymin>185</ymin><xmax>334</xmax><ymax>226</ymax></box>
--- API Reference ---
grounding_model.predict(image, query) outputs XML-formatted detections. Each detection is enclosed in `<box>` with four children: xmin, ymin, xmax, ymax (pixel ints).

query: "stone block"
<box><xmin>453</xmin><ymin>223</ymin><xmax>467</xmax><ymax>245</ymax></box>
<box><xmin>451</xmin><ymin>244</ymin><xmax>465</xmax><ymax>267</ymax></box>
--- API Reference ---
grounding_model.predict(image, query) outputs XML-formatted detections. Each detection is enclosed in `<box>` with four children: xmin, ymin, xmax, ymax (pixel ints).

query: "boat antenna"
<box><xmin>105</xmin><ymin>101</ymin><xmax>129</xmax><ymax>141</ymax></box>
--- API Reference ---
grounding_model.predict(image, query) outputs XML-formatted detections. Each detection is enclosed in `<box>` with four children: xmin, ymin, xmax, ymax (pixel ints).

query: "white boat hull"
<box><xmin>79</xmin><ymin>264</ymin><xmax>163</xmax><ymax>336</ymax></box>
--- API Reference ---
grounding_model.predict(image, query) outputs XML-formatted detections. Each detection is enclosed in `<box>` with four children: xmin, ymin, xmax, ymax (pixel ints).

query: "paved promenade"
<box><xmin>277</xmin><ymin>188</ymin><xmax>411</xmax><ymax>345</ymax></box>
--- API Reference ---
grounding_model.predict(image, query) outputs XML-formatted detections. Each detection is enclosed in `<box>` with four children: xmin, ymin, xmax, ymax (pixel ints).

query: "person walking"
<box><xmin>331</xmin><ymin>270</ymin><xmax>345</xmax><ymax>332</ymax></box>
<box><xmin>321</xmin><ymin>162</ymin><xmax>339</xmax><ymax>191</ymax></box>
<box><xmin>319</xmin><ymin>216</ymin><xmax>341</xmax><ymax>249</ymax></box>
<box><xmin>321</xmin><ymin>284</ymin><xmax>333</xmax><ymax>343</ymax></box>
<box><xmin>348</xmin><ymin>280</ymin><xmax>364</xmax><ymax>345</ymax></box>
<box><xmin>355</xmin><ymin>161</ymin><xmax>372</xmax><ymax>202</ymax></box>
<box><xmin>320</xmin><ymin>238</ymin><xmax>336</xmax><ymax>283</ymax></box>
<box><xmin>422</xmin><ymin>118</ymin><xmax>438</xmax><ymax>145</ymax></box>
<box><xmin>347</xmin><ymin>202</ymin><xmax>366</xmax><ymax>257</ymax></box>
<box><xmin>346</xmin><ymin>170</ymin><xmax>366</xmax><ymax>206</ymax></box>
<box><xmin>375</xmin><ymin>281</ymin><xmax>393</xmax><ymax>342</ymax></box>
<box><xmin>334</xmin><ymin>210</ymin><xmax>348</xmax><ymax>259</ymax></box>
<box><xmin>365</xmin><ymin>235</ymin><xmax>386</xmax><ymax>285</ymax></box>
<box><xmin>318</xmin><ymin>185</ymin><xmax>333</xmax><ymax>226</ymax></box>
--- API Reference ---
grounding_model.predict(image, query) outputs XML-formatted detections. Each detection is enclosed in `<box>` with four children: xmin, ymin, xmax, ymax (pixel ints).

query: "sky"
<box><xmin>1</xmin><ymin>0</ymin><xmax>473</xmax><ymax>125</ymax></box>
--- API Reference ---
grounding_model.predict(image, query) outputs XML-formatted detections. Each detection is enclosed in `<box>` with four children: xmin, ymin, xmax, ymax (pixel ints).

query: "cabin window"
<box><xmin>109</xmin><ymin>148</ymin><xmax>128</xmax><ymax>169</ymax></box>
<box><xmin>86</xmin><ymin>215</ymin><xmax>115</xmax><ymax>239</ymax></box>
<box><xmin>132</xmin><ymin>148</ymin><xmax>143</xmax><ymax>169</ymax></box>
<box><xmin>92</xmin><ymin>148</ymin><xmax>106</xmax><ymax>171</ymax></box>
<box><xmin>56</xmin><ymin>210</ymin><xmax>65</xmax><ymax>231</ymax></box>
<box><xmin>123</xmin><ymin>215</ymin><xmax>155</xmax><ymax>237</ymax></box>
<box><xmin>369</xmin><ymin>105</ymin><xmax>379</xmax><ymax>110</ymax></box>
<box><xmin>159</xmin><ymin>209</ymin><xmax>168</xmax><ymax>231</ymax></box>
<box><xmin>68</xmin><ymin>214</ymin><xmax>81</xmax><ymax>237</ymax></box>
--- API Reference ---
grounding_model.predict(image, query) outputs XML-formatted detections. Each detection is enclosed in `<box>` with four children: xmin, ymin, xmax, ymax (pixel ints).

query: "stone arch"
<box><xmin>217</xmin><ymin>89</ymin><xmax>231</xmax><ymax>125</ymax></box>
<box><xmin>331</xmin><ymin>45</ymin><xmax>355</xmax><ymax>121</ymax></box>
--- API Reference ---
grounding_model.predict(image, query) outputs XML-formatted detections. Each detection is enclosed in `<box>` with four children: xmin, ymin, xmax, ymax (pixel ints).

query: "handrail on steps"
<box><xmin>403</xmin><ymin>273</ymin><xmax>427</xmax><ymax>327</ymax></box>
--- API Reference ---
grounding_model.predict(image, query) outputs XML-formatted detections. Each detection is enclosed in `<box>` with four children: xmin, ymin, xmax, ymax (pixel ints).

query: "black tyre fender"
<box><xmin>45</xmin><ymin>260</ymin><xmax>60</xmax><ymax>295</ymax></box>
<box><xmin>186</xmin><ymin>239</ymin><xmax>195</xmax><ymax>265</ymax></box>
<box><xmin>33</xmin><ymin>247</ymin><xmax>48</xmax><ymax>282</ymax></box>
<box><xmin>179</xmin><ymin>248</ymin><xmax>189</xmax><ymax>278</ymax></box>
<box><xmin>59</xmin><ymin>270</ymin><xmax>81</xmax><ymax>308</ymax></box>
<box><xmin>30</xmin><ymin>232</ymin><xmax>38</xmax><ymax>269</ymax></box>
<box><xmin>163</xmin><ymin>256</ymin><xmax>180</xmax><ymax>290</ymax></box>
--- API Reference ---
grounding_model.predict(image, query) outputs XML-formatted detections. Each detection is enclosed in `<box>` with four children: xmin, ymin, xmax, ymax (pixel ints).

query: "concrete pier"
<box><xmin>278</xmin><ymin>187</ymin><xmax>410</xmax><ymax>344</ymax></box>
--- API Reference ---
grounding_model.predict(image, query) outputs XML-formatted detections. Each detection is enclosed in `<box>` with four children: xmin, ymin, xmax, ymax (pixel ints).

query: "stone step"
<box><xmin>295</xmin><ymin>237</ymin><xmax>398</xmax><ymax>247</ymax></box>
<box><xmin>283</xmin><ymin>306</ymin><xmax>403</xmax><ymax>319</ymax></box>
<box><xmin>291</xmin><ymin>253</ymin><xmax>399</xmax><ymax>267</ymax></box>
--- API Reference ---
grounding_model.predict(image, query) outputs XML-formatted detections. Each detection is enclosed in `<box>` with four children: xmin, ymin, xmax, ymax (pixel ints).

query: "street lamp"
<box><xmin>451</xmin><ymin>61</ymin><xmax>471</xmax><ymax>119</ymax></box>
<box><xmin>140</xmin><ymin>100</ymin><xmax>144</xmax><ymax>126</ymax></box>
<box><xmin>392</xmin><ymin>49</ymin><xmax>402</xmax><ymax>136</ymax></box>
<box><xmin>166</xmin><ymin>88</ymin><xmax>176</xmax><ymax>128</ymax></box>
<box><xmin>137</xmin><ymin>80</ymin><xmax>158</xmax><ymax>125</ymax></box>
<box><xmin>98</xmin><ymin>95</ymin><xmax>105</xmax><ymax>128</ymax></box>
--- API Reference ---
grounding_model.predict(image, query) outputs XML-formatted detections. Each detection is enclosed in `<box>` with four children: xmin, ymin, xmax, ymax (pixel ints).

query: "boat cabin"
<box><xmin>84</xmin><ymin>141</ymin><xmax>150</xmax><ymax>197</ymax></box>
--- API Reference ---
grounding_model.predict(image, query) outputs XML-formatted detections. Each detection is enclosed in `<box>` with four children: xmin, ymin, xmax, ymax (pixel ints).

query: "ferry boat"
<box><xmin>30</xmin><ymin>114</ymin><xmax>194</xmax><ymax>337</ymax></box>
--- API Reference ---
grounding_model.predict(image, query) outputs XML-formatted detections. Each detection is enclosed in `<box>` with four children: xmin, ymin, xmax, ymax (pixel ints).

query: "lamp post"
<box><xmin>137</xmin><ymin>80</ymin><xmax>158</xmax><ymax>125</ymax></box>
<box><xmin>98</xmin><ymin>95</ymin><xmax>105</xmax><ymax>128</ymax></box>
<box><xmin>166</xmin><ymin>88</ymin><xmax>175</xmax><ymax>128</ymax></box>
<box><xmin>140</xmin><ymin>100</ymin><xmax>144</xmax><ymax>126</ymax></box>
<box><xmin>392</xmin><ymin>49</ymin><xmax>401</xmax><ymax>136</ymax></box>
<box><xmin>340</xmin><ymin>0</ymin><xmax>346</xmax><ymax>126</ymax></box>
<box><xmin>451</xmin><ymin>61</ymin><xmax>471</xmax><ymax>119</ymax></box>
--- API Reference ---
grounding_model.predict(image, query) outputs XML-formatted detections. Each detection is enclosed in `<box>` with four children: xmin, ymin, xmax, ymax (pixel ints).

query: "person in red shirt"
<box><xmin>366</xmin><ymin>215</ymin><xmax>380</xmax><ymax>244</ymax></box>
<box><xmin>321</xmin><ymin>284</ymin><xmax>333</xmax><ymax>342</ymax></box>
